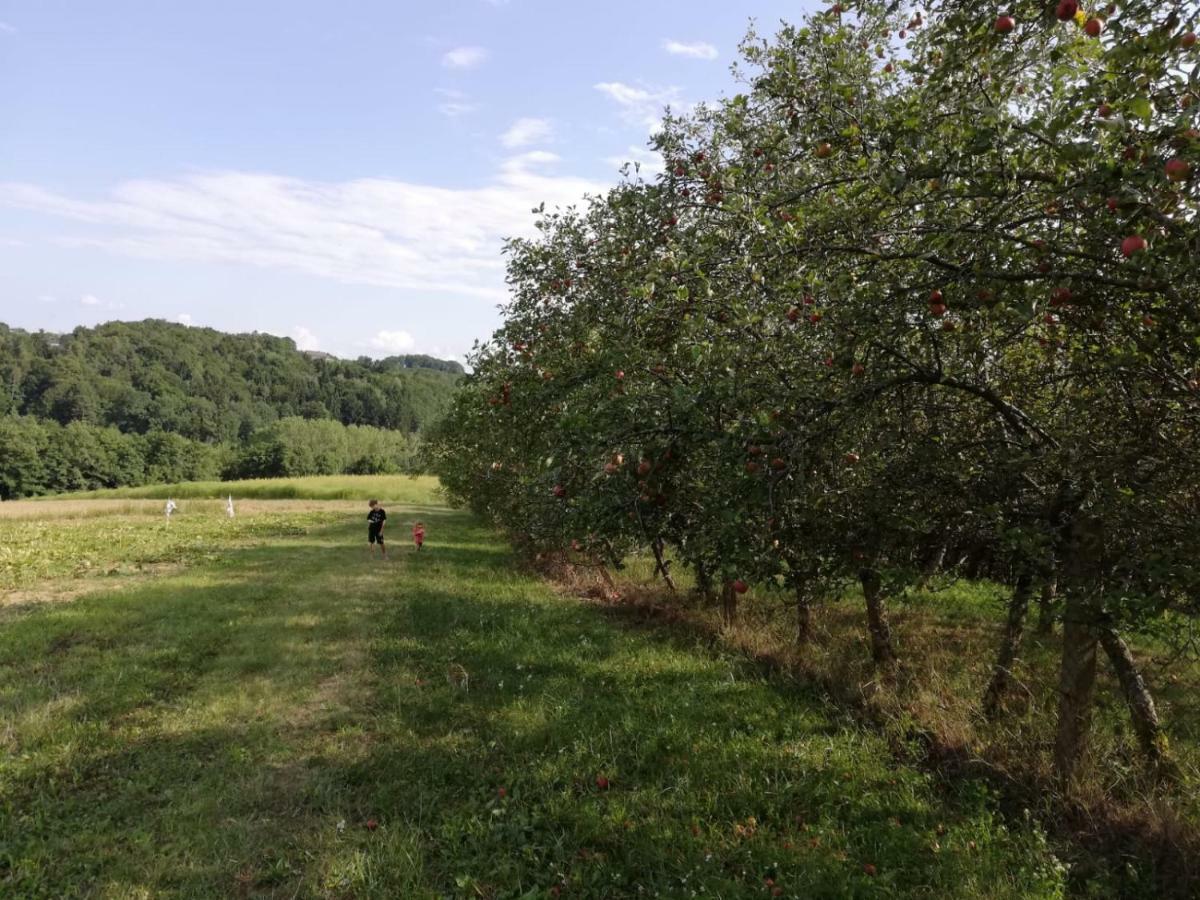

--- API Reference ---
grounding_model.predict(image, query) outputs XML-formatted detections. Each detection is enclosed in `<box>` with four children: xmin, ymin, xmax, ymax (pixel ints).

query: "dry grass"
<box><xmin>576</xmin><ymin>561</ymin><xmax>1200</xmax><ymax>897</ymax></box>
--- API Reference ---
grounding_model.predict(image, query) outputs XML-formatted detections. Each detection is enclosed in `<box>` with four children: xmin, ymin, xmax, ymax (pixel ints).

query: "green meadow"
<box><xmin>0</xmin><ymin>476</ymin><xmax>1067</xmax><ymax>897</ymax></box>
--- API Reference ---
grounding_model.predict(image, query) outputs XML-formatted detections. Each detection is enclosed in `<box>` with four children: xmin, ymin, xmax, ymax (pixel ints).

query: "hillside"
<box><xmin>0</xmin><ymin>321</ymin><xmax>463</xmax><ymax>499</ymax></box>
<box><xmin>0</xmin><ymin>320</ymin><xmax>462</xmax><ymax>441</ymax></box>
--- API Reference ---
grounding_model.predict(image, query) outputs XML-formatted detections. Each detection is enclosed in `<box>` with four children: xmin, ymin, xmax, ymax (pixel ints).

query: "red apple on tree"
<box><xmin>732</xmin><ymin>579</ymin><xmax>749</xmax><ymax>594</ymax></box>
<box><xmin>553</xmin><ymin>484</ymin><xmax>567</xmax><ymax>498</ymax></box>
<box><xmin>994</xmin><ymin>15</ymin><xmax>1015</xmax><ymax>34</ymax></box>
<box><xmin>1084</xmin><ymin>18</ymin><xmax>1102</xmax><ymax>37</ymax></box>
<box><xmin>770</xmin><ymin>457</ymin><xmax>787</xmax><ymax>471</ymax></box>
<box><xmin>1165</xmin><ymin>158</ymin><xmax>1191</xmax><ymax>181</ymax></box>
<box><xmin>1055</xmin><ymin>0</ymin><xmax>1078</xmax><ymax>20</ymax></box>
<box><xmin>1121</xmin><ymin>234</ymin><xmax>1147</xmax><ymax>257</ymax></box>
<box><xmin>815</xmin><ymin>142</ymin><xmax>833</xmax><ymax>158</ymax></box>
<box><xmin>1181</xmin><ymin>31</ymin><xmax>1196</xmax><ymax>48</ymax></box>
<box><xmin>637</xmin><ymin>460</ymin><xmax>652</xmax><ymax>477</ymax></box>
<box><xmin>844</xmin><ymin>451</ymin><xmax>860</xmax><ymax>465</ymax></box>
<box><xmin>787</xmin><ymin>306</ymin><xmax>801</xmax><ymax>322</ymax></box>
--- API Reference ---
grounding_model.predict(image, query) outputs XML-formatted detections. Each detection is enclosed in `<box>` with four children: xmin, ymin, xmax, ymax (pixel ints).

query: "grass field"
<box><xmin>0</xmin><ymin>476</ymin><xmax>1069</xmax><ymax>897</ymax></box>
<box><xmin>53</xmin><ymin>473</ymin><xmax>441</xmax><ymax>502</ymax></box>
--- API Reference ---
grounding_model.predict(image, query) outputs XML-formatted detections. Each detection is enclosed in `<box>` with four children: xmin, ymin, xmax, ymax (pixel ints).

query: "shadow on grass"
<box><xmin>1</xmin><ymin>510</ymin><xmax>1065</xmax><ymax>899</ymax></box>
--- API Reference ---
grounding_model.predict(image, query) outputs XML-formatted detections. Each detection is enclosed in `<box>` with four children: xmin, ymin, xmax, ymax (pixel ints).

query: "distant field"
<box><xmin>48</xmin><ymin>473</ymin><xmax>443</xmax><ymax>503</ymax></box>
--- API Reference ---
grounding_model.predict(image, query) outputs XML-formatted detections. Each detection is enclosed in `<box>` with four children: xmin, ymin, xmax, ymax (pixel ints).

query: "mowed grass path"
<box><xmin>1</xmin><ymin>496</ymin><xmax>1065</xmax><ymax>898</ymax></box>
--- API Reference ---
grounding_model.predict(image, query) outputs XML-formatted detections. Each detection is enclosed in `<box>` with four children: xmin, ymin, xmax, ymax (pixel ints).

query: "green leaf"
<box><xmin>1128</xmin><ymin>97</ymin><xmax>1152</xmax><ymax>122</ymax></box>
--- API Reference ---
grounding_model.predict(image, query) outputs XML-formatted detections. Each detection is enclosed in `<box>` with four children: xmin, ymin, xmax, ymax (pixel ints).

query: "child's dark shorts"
<box><xmin>369</xmin><ymin>526</ymin><xmax>385</xmax><ymax>544</ymax></box>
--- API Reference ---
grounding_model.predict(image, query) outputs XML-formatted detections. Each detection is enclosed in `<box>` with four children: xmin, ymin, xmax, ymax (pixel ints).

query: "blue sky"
<box><xmin>0</xmin><ymin>0</ymin><xmax>814</xmax><ymax>362</ymax></box>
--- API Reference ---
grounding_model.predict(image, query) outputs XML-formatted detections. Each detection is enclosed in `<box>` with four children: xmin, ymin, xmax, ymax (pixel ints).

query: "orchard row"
<box><xmin>432</xmin><ymin>0</ymin><xmax>1199</xmax><ymax>786</ymax></box>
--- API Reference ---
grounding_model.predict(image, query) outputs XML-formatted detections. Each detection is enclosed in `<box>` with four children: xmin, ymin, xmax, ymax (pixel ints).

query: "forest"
<box><xmin>0</xmin><ymin>320</ymin><xmax>461</xmax><ymax>497</ymax></box>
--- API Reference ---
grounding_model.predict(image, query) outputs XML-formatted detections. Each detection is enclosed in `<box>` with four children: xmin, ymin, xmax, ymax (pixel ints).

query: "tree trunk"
<box><xmin>1099</xmin><ymin>627</ymin><xmax>1170</xmax><ymax>772</ymax></box>
<box><xmin>1053</xmin><ymin>515</ymin><xmax>1104</xmax><ymax>787</ymax></box>
<box><xmin>963</xmin><ymin>542</ymin><xmax>988</xmax><ymax>580</ymax></box>
<box><xmin>795</xmin><ymin>583</ymin><xmax>812</xmax><ymax>645</ymax></box>
<box><xmin>1035</xmin><ymin>574</ymin><xmax>1058</xmax><ymax>635</ymax></box>
<box><xmin>720</xmin><ymin>582</ymin><xmax>737</xmax><ymax>627</ymax></box>
<box><xmin>650</xmin><ymin>538</ymin><xmax>676</xmax><ymax>591</ymax></box>
<box><xmin>1053</xmin><ymin>598</ymin><xmax>1099</xmax><ymax>787</ymax></box>
<box><xmin>916</xmin><ymin>537</ymin><xmax>948</xmax><ymax>588</ymax></box>
<box><xmin>982</xmin><ymin>569</ymin><xmax>1034</xmax><ymax>719</ymax></box>
<box><xmin>695</xmin><ymin>561</ymin><xmax>714</xmax><ymax>603</ymax></box>
<box><xmin>859</xmin><ymin>566</ymin><xmax>896</xmax><ymax>666</ymax></box>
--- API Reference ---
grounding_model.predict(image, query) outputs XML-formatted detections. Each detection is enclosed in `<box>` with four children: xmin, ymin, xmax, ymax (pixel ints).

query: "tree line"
<box><xmin>431</xmin><ymin>0</ymin><xmax>1199</xmax><ymax>791</ymax></box>
<box><xmin>0</xmin><ymin>319</ymin><xmax>461</xmax><ymax>443</ymax></box>
<box><xmin>0</xmin><ymin>319</ymin><xmax>462</xmax><ymax>498</ymax></box>
<box><xmin>0</xmin><ymin>416</ymin><xmax>421</xmax><ymax>499</ymax></box>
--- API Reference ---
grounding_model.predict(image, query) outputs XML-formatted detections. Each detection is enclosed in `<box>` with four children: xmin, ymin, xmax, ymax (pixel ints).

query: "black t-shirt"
<box><xmin>367</xmin><ymin>508</ymin><xmax>386</xmax><ymax>529</ymax></box>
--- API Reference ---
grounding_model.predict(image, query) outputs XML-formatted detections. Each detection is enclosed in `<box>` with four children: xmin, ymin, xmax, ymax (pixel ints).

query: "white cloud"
<box><xmin>80</xmin><ymin>293</ymin><xmax>125</xmax><ymax>310</ymax></box>
<box><xmin>663</xmin><ymin>39</ymin><xmax>718</xmax><ymax>60</ymax></box>
<box><xmin>442</xmin><ymin>46</ymin><xmax>488</xmax><ymax>69</ymax></box>
<box><xmin>0</xmin><ymin>22</ymin><xmax>15</xmax><ymax>35</ymax></box>
<box><xmin>370</xmin><ymin>330</ymin><xmax>416</xmax><ymax>353</ymax></box>
<box><xmin>436</xmin><ymin>88</ymin><xmax>478</xmax><ymax>117</ymax></box>
<box><xmin>594</xmin><ymin>81</ymin><xmax>682</xmax><ymax>131</ymax></box>
<box><xmin>292</xmin><ymin>325</ymin><xmax>320</xmax><ymax>351</ymax></box>
<box><xmin>604</xmin><ymin>145</ymin><xmax>665</xmax><ymax>177</ymax></box>
<box><xmin>438</xmin><ymin>100</ymin><xmax>478</xmax><ymax>117</ymax></box>
<box><xmin>0</xmin><ymin>162</ymin><xmax>605</xmax><ymax>301</ymax></box>
<box><xmin>501</xmin><ymin>117</ymin><xmax>554</xmax><ymax>149</ymax></box>
<box><xmin>177</xmin><ymin>313</ymin><xmax>194</xmax><ymax>326</ymax></box>
<box><xmin>38</xmin><ymin>295</ymin><xmax>57</xmax><ymax>304</ymax></box>
<box><xmin>0</xmin><ymin>237</ymin><xmax>27</xmax><ymax>246</ymax></box>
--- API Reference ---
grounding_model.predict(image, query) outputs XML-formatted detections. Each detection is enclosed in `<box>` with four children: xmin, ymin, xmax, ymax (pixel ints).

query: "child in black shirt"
<box><xmin>367</xmin><ymin>500</ymin><xmax>387</xmax><ymax>559</ymax></box>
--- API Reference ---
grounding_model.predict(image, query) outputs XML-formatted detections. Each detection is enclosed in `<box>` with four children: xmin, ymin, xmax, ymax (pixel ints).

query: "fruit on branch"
<box><xmin>1165</xmin><ymin>158</ymin><xmax>1191</xmax><ymax>181</ymax></box>
<box><xmin>1084</xmin><ymin>18</ymin><xmax>1102</xmax><ymax>38</ymax></box>
<box><xmin>1055</xmin><ymin>0</ymin><xmax>1078</xmax><ymax>20</ymax></box>
<box><xmin>732</xmin><ymin>579</ymin><xmax>749</xmax><ymax>594</ymax></box>
<box><xmin>994</xmin><ymin>15</ymin><xmax>1015</xmax><ymax>34</ymax></box>
<box><xmin>815</xmin><ymin>142</ymin><xmax>833</xmax><ymax>158</ymax></box>
<box><xmin>1121</xmin><ymin>234</ymin><xmax>1147</xmax><ymax>257</ymax></box>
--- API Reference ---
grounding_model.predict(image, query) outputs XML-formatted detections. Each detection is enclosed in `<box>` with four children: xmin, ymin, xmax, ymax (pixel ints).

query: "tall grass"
<box><xmin>38</xmin><ymin>474</ymin><xmax>443</xmax><ymax>503</ymax></box>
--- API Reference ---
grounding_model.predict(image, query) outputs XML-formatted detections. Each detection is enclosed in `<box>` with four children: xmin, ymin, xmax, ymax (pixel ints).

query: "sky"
<box><xmin>0</xmin><ymin>0</ymin><xmax>816</xmax><ymax>363</ymax></box>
